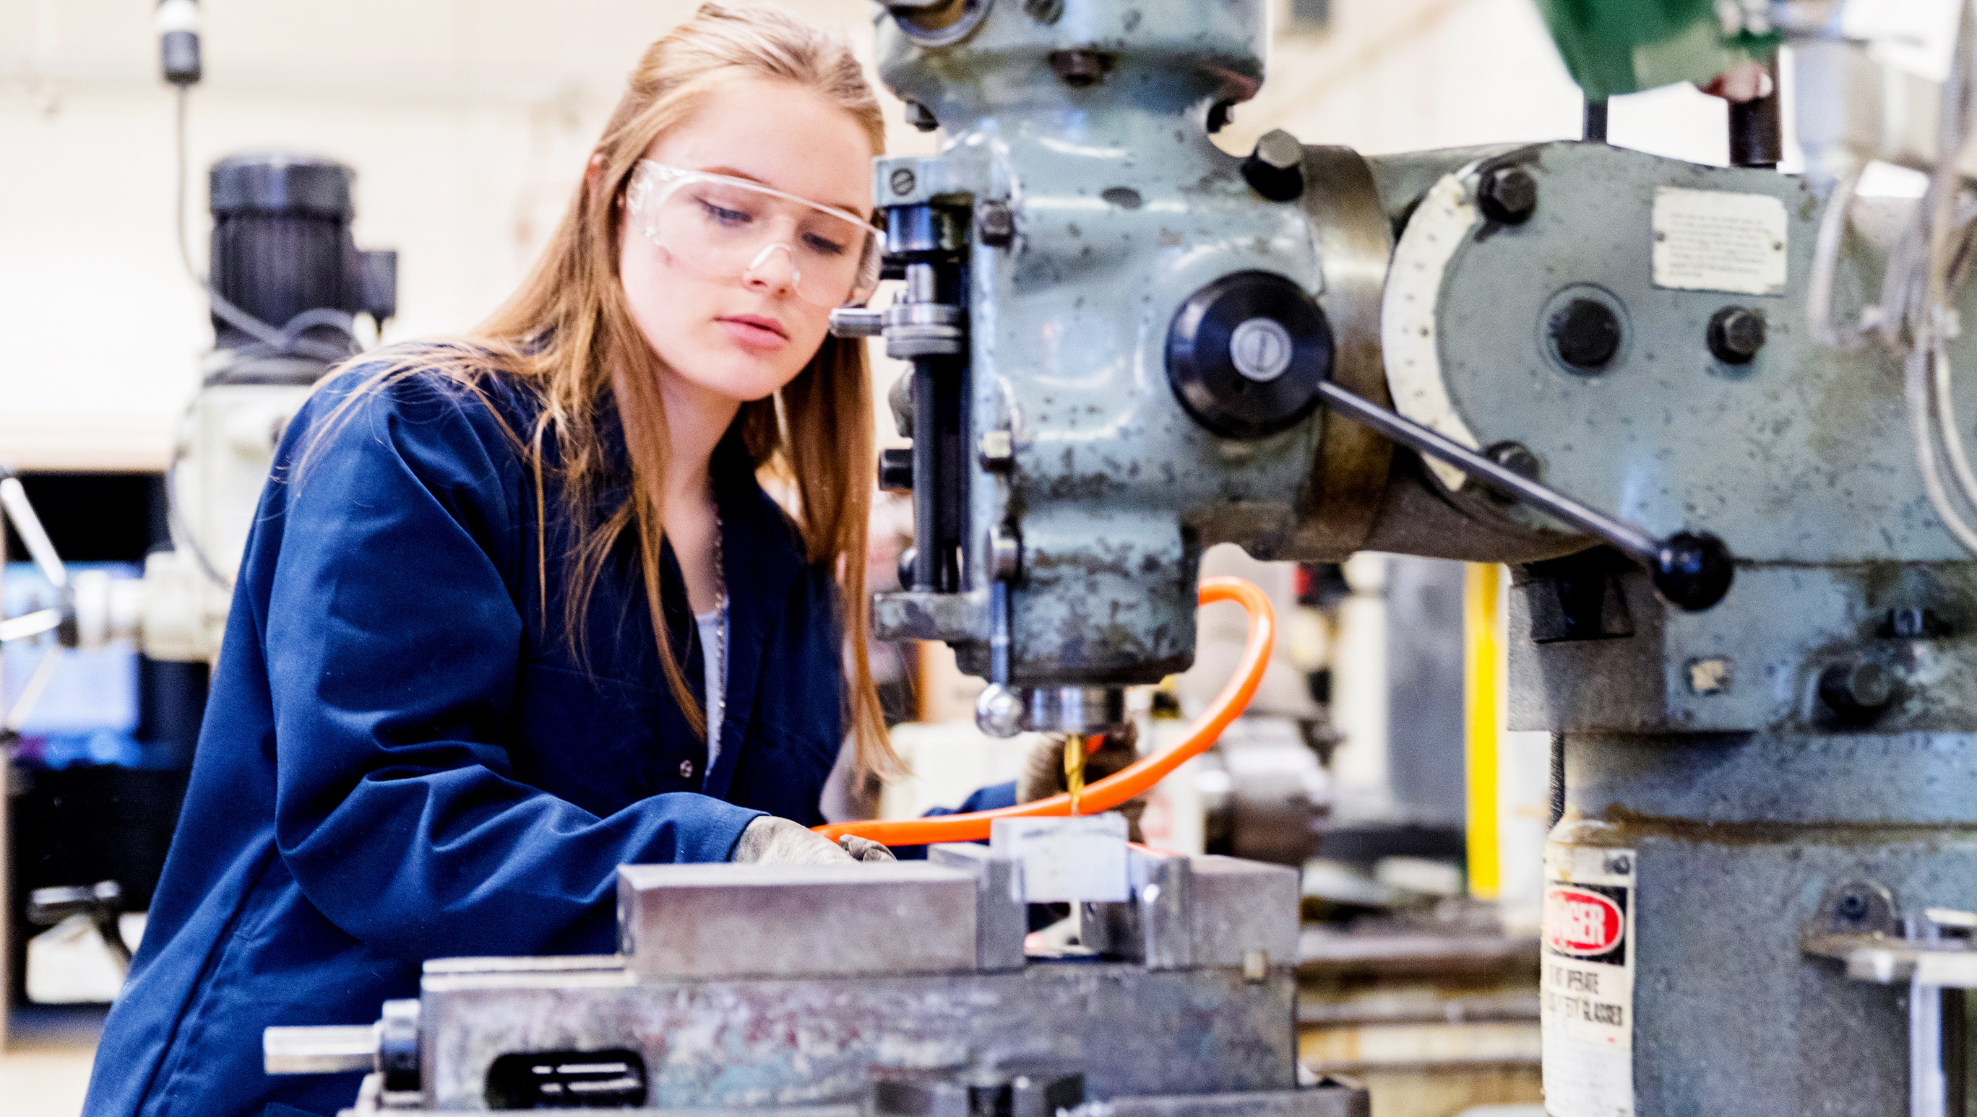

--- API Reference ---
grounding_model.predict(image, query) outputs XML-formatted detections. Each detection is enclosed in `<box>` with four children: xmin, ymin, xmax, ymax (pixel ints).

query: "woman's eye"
<box><xmin>697</xmin><ymin>198</ymin><xmax>752</xmax><ymax>226</ymax></box>
<box><xmin>801</xmin><ymin>232</ymin><xmax>849</xmax><ymax>257</ymax></box>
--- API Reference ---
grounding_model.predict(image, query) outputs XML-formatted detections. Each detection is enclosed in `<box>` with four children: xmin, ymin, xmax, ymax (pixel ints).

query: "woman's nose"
<box><xmin>743</xmin><ymin>243</ymin><xmax>798</xmax><ymax>295</ymax></box>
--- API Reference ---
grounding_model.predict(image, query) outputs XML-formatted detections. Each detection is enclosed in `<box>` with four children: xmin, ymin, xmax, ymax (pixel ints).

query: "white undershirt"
<box><xmin>695</xmin><ymin>601</ymin><xmax>728</xmax><ymax>784</ymax></box>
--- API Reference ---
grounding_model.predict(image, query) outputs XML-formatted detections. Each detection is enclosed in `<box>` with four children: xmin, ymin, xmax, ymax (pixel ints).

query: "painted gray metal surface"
<box><xmin>417</xmin><ymin>961</ymin><xmax>1297</xmax><ymax>1110</ymax></box>
<box><xmin>865</xmin><ymin>0</ymin><xmax>1424</xmax><ymax>685</ymax></box>
<box><xmin>1407</xmin><ymin>140</ymin><xmax>1974</xmax><ymax>564</ymax></box>
<box><xmin>1509</xmin><ymin>563</ymin><xmax>1977</xmax><ymax>737</ymax></box>
<box><xmin>617</xmin><ymin>864</ymin><xmax>977</xmax><ymax>980</ymax></box>
<box><xmin>1554</xmin><ymin>768</ymin><xmax>1977</xmax><ymax>1116</ymax></box>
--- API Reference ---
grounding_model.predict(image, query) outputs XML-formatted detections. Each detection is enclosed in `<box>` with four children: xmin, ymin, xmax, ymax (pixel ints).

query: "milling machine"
<box><xmin>260</xmin><ymin>0</ymin><xmax>1977</xmax><ymax>1114</ymax></box>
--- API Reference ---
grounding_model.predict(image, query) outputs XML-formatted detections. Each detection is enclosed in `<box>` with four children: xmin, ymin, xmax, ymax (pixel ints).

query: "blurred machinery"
<box><xmin>1</xmin><ymin>1</ymin><xmax>394</xmax><ymax>1005</ymax></box>
<box><xmin>822</xmin><ymin>1</ymin><xmax>1977</xmax><ymax>1114</ymax></box>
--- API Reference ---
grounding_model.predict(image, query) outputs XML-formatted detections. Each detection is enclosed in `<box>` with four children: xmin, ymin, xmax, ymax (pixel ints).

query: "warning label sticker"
<box><xmin>1542</xmin><ymin>845</ymin><xmax>1636</xmax><ymax>1117</ymax></box>
<box><xmin>1651</xmin><ymin>187</ymin><xmax>1788</xmax><ymax>297</ymax></box>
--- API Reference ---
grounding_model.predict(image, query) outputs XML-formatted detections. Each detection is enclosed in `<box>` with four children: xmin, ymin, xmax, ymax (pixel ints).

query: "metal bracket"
<box><xmin>1803</xmin><ymin>882</ymin><xmax>1977</xmax><ymax>1117</ymax></box>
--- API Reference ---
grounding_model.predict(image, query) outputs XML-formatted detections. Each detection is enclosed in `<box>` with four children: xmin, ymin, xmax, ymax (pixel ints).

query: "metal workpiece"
<box><xmin>413</xmin><ymin>961</ymin><xmax>1297</xmax><ymax>1110</ymax></box>
<box><xmin>927</xmin><ymin>844</ymin><xmax>1027</xmax><ymax>971</ymax></box>
<box><xmin>616</xmin><ymin>863</ymin><xmax>978</xmax><ymax>980</ymax></box>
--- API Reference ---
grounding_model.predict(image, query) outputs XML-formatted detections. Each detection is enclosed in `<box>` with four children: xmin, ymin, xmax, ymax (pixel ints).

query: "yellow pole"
<box><xmin>1463</xmin><ymin>563</ymin><xmax>1503</xmax><ymax>900</ymax></box>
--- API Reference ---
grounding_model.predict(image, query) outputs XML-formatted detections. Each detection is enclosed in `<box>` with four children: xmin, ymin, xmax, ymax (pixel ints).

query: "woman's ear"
<box><xmin>584</xmin><ymin>153</ymin><xmax>610</xmax><ymax>205</ymax></box>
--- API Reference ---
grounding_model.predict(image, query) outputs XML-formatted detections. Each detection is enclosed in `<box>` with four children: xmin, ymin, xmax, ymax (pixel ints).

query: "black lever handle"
<box><xmin>1316</xmin><ymin>381</ymin><xmax>1733</xmax><ymax>611</ymax></box>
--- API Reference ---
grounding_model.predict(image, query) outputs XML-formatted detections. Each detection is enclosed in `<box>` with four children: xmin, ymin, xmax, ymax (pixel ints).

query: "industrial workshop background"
<box><xmin>0</xmin><ymin>1</ymin><xmax>1951</xmax><ymax>1116</ymax></box>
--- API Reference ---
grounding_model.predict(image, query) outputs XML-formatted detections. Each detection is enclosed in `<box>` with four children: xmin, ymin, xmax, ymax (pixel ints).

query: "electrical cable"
<box><xmin>814</xmin><ymin>576</ymin><xmax>1274</xmax><ymax>847</ymax></box>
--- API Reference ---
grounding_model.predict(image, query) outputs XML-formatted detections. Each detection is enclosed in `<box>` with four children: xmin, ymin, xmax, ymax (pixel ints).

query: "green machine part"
<box><xmin>1532</xmin><ymin>0</ymin><xmax>1780</xmax><ymax>99</ymax></box>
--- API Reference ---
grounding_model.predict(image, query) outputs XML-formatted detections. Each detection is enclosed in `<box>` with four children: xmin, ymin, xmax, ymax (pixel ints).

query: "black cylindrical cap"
<box><xmin>210</xmin><ymin>152</ymin><xmax>353</xmax><ymax>219</ymax></box>
<box><xmin>1651</xmin><ymin>531</ymin><xmax>1733</xmax><ymax>611</ymax></box>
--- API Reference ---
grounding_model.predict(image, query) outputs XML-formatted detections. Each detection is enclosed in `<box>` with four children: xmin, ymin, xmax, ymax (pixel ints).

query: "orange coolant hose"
<box><xmin>815</xmin><ymin>576</ymin><xmax>1274</xmax><ymax>846</ymax></box>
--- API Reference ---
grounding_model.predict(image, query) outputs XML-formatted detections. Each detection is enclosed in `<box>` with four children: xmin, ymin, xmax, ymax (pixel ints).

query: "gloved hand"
<box><xmin>837</xmin><ymin>834</ymin><xmax>897</xmax><ymax>862</ymax></box>
<box><xmin>1016</xmin><ymin>724</ymin><xmax>1147</xmax><ymax>841</ymax></box>
<box><xmin>730</xmin><ymin>816</ymin><xmax>855</xmax><ymax>864</ymax></box>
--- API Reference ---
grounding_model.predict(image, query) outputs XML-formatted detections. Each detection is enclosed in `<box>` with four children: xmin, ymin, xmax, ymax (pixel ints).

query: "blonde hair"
<box><xmin>308</xmin><ymin>2</ymin><xmax>897</xmax><ymax>778</ymax></box>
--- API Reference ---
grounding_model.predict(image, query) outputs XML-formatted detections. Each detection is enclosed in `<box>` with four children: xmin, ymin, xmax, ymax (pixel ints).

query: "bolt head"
<box><xmin>1253</xmin><ymin>129</ymin><xmax>1303</xmax><ymax>172</ymax></box>
<box><xmin>1478</xmin><ymin>166</ymin><xmax>1538</xmax><ymax>225</ymax></box>
<box><xmin>1485</xmin><ymin>441</ymin><xmax>1541</xmax><ymax>482</ymax></box>
<box><xmin>1708</xmin><ymin>307</ymin><xmax>1766</xmax><ymax>364</ymax></box>
<box><xmin>976</xmin><ymin>201</ymin><xmax>1015</xmax><ymax>248</ymax></box>
<box><xmin>1550</xmin><ymin>299</ymin><xmax>1622</xmax><ymax>371</ymax></box>
<box><xmin>1819</xmin><ymin>661</ymin><xmax>1896</xmax><ymax>721</ymax></box>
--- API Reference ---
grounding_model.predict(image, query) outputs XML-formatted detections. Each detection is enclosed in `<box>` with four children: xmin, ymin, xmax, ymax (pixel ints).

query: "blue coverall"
<box><xmin>80</xmin><ymin>366</ymin><xmax>1010</xmax><ymax>1117</ymax></box>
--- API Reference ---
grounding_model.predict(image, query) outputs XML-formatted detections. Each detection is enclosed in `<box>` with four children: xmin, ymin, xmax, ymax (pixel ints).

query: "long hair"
<box><xmin>305</xmin><ymin>1</ymin><xmax>897</xmax><ymax>778</ymax></box>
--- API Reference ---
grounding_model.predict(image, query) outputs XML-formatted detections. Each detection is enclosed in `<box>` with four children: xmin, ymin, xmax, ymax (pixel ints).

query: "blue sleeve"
<box><xmin>255</xmin><ymin>372</ymin><xmax>760</xmax><ymax>959</ymax></box>
<box><xmin>890</xmin><ymin>780</ymin><xmax>1018</xmax><ymax>860</ymax></box>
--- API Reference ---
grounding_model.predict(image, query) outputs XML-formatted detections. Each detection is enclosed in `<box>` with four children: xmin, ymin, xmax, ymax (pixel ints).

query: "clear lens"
<box><xmin>626</xmin><ymin>163</ymin><xmax>879</xmax><ymax>308</ymax></box>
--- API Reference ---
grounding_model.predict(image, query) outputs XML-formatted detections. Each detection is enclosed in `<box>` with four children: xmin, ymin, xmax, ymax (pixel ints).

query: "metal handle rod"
<box><xmin>0</xmin><ymin>608</ymin><xmax>62</xmax><ymax>644</ymax></box>
<box><xmin>0</xmin><ymin>474</ymin><xmax>69</xmax><ymax>589</ymax></box>
<box><xmin>1315</xmin><ymin>381</ymin><xmax>1661</xmax><ymax>563</ymax></box>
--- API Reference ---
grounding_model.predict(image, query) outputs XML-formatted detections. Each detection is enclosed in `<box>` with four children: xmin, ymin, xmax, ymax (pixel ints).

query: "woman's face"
<box><xmin>618</xmin><ymin>78</ymin><xmax>875</xmax><ymax>407</ymax></box>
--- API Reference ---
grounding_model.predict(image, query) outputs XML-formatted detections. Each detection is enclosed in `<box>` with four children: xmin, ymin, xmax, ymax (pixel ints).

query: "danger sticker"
<box><xmin>1542</xmin><ymin>846</ymin><xmax>1636</xmax><ymax>1117</ymax></box>
<box><xmin>1545</xmin><ymin>886</ymin><xmax>1626</xmax><ymax>959</ymax></box>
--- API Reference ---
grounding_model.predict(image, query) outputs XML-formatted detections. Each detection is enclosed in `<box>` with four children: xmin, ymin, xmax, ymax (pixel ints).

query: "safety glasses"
<box><xmin>624</xmin><ymin>161</ymin><xmax>883</xmax><ymax>309</ymax></box>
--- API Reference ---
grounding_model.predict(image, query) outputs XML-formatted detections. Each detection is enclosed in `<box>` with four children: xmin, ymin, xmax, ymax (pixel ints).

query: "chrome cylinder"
<box><xmin>1021</xmin><ymin>686</ymin><xmax>1127</xmax><ymax>735</ymax></box>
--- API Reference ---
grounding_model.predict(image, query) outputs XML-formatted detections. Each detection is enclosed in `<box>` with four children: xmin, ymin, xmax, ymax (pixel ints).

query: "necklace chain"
<box><xmin>707</xmin><ymin>487</ymin><xmax>727</xmax><ymax>744</ymax></box>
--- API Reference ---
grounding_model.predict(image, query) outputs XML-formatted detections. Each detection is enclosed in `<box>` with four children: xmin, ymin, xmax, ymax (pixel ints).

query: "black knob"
<box><xmin>1241</xmin><ymin>129</ymin><xmax>1304</xmax><ymax>203</ymax></box>
<box><xmin>878</xmin><ymin>447</ymin><xmax>914</xmax><ymax>493</ymax></box>
<box><xmin>1819</xmin><ymin>662</ymin><xmax>1896</xmax><ymax>723</ymax></box>
<box><xmin>1707</xmin><ymin>307</ymin><xmax>1766</xmax><ymax>364</ymax></box>
<box><xmin>1167</xmin><ymin>271</ymin><xmax>1335</xmax><ymax>440</ymax></box>
<box><xmin>1478</xmin><ymin>166</ymin><xmax>1537</xmax><ymax>225</ymax></box>
<box><xmin>1550</xmin><ymin>299</ymin><xmax>1622</xmax><ymax>372</ymax></box>
<box><xmin>897</xmin><ymin>547</ymin><xmax>919</xmax><ymax>591</ymax></box>
<box><xmin>904</xmin><ymin>100</ymin><xmax>938</xmax><ymax>133</ymax></box>
<box><xmin>1651</xmin><ymin>531</ymin><xmax>1733</xmax><ymax>611</ymax></box>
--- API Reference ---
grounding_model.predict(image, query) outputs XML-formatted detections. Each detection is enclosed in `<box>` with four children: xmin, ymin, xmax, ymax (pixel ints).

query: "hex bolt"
<box><xmin>1477</xmin><ymin>166</ymin><xmax>1538</xmax><ymax>225</ymax></box>
<box><xmin>1048</xmin><ymin>49</ymin><xmax>1113</xmax><ymax>88</ymax></box>
<box><xmin>1550</xmin><ymin>299</ymin><xmax>1622</xmax><ymax>371</ymax></box>
<box><xmin>1888</xmin><ymin>606</ymin><xmax>1950</xmax><ymax>639</ymax></box>
<box><xmin>1482</xmin><ymin>442</ymin><xmax>1540</xmax><ymax>503</ymax></box>
<box><xmin>1241</xmin><ymin>129</ymin><xmax>1305</xmax><ymax>202</ymax></box>
<box><xmin>1708</xmin><ymin>307</ymin><xmax>1766</xmax><ymax>364</ymax></box>
<box><xmin>1819</xmin><ymin>662</ymin><xmax>1896</xmax><ymax>722</ymax></box>
<box><xmin>1486</xmin><ymin>441</ymin><xmax>1541</xmax><ymax>482</ymax></box>
<box><xmin>1022</xmin><ymin>0</ymin><xmax>1064</xmax><ymax>23</ymax></box>
<box><xmin>976</xmin><ymin>200</ymin><xmax>1015</xmax><ymax>248</ymax></box>
<box><xmin>904</xmin><ymin>100</ymin><xmax>938</xmax><ymax>133</ymax></box>
<box><xmin>878</xmin><ymin>447</ymin><xmax>914</xmax><ymax>493</ymax></box>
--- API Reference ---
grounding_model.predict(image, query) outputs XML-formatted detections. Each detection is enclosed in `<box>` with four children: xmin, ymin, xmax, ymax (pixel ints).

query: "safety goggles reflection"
<box><xmin>624</xmin><ymin>161</ymin><xmax>883</xmax><ymax>309</ymax></box>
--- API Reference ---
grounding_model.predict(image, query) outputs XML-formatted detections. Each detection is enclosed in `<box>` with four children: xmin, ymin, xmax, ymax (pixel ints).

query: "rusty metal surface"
<box><xmin>418</xmin><ymin>961</ymin><xmax>1298</xmax><ymax>1110</ymax></box>
<box><xmin>617</xmin><ymin>864</ymin><xmax>978</xmax><ymax>980</ymax></box>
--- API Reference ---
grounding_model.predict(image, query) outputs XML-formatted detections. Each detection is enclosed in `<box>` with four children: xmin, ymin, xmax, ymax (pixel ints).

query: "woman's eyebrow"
<box><xmin>700</xmin><ymin>165</ymin><xmax>866</xmax><ymax>217</ymax></box>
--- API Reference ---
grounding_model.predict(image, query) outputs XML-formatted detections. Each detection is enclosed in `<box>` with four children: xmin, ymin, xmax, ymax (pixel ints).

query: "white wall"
<box><xmin>0</xmin><ymin>0</ymin><xmax>931</xmax><ymax>469</ymax></box>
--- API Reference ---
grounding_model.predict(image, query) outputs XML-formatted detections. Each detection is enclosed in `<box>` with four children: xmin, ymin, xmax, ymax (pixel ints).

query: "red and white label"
<box><xmin>1545</xmin><ymin>887</ymin><xmax>1625</xmax><ymax>957</ymax></box>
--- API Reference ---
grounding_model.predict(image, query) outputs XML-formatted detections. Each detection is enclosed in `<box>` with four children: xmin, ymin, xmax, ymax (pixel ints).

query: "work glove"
<box><xmin>731</xmin><ymin>816</ymin><xmax>855</xmax><ymax>864</ymax></box>
<box><xmin>1016</xmin><ymin>724</ymin><xmax>1146</xmax><ymax>842</ymax></box>
<box><xmin>837</xmin><ymin>834</ymin><xmax>897</xmax><ymax>863</ymax></box>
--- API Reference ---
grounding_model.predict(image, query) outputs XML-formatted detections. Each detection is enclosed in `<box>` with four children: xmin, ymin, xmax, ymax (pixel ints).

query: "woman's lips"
<box><xmin>718</xmin><ymin>315</ymin><xmax>789</xmax><ymax>351</ymax></box>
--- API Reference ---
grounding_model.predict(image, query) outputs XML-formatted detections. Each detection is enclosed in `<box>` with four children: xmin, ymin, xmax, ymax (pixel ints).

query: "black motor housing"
<box><xmin>208</xmin><ymin>151</ymin><xmax>396</xmax><ymax>350</ymax></box>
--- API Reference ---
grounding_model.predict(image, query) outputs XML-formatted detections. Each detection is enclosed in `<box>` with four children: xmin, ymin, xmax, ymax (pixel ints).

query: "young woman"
<box><xmin>82</xmin><ymin>6</ymin><xmax>920</xmax><ymax>1116</ymax></box>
